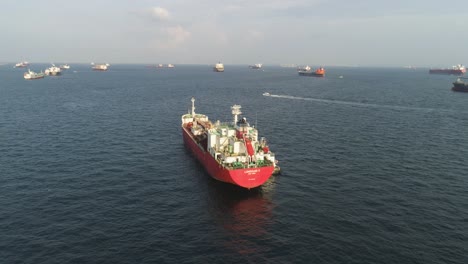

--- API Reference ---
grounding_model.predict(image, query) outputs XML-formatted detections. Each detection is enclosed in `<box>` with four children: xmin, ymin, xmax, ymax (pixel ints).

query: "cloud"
<box><xmin>165</xmin><ymin>26</ymin><xmax>191</xmax><ymax>45</ymax></box>
<box><xmin>151</xmin><ymin>7</ymin><xmax>170</xmax><ymax>21</ymax></box>
<box><xmin>149</xmin><ymin>25</ymin><xmax>191</xmax><ymax>50</ymax></box>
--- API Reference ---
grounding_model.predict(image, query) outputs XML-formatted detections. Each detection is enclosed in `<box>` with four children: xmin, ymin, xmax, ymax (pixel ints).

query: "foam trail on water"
<box><xmin>264</xmin><ymin>93</ymin><xmax>467</xmax><ymax>114</ymax></box>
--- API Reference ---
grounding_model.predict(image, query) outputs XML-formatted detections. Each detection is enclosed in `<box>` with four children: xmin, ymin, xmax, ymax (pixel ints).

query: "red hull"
<box><xmin>429</xmin><ymin>69</ymin><xmax>465</xmax><ymax>75</ymax></box>
<box><xmin>182</xmin><ymin>127</ymin><xmax>274</xmax><ymax>189</ymax></box>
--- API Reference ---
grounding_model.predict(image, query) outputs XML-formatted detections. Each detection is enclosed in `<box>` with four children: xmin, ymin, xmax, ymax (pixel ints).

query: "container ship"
<box><xmin>181</xmin><ymin>98</ymin><xmax>279</xmax><ymax>189</ymax></box>
<box><xmin>298</xmin><ymin>66</ymin><xmax>325</xmax><ymax>77</ymax></box>
<box><xmin>429</xmin><ymin>64</ymin><xmax>466</xmax><ymax>75</ymax></box>
<box><xmin>452</xmin><ymin>77</ymin><xmax>468</xmax><ymax>92</ymax></box>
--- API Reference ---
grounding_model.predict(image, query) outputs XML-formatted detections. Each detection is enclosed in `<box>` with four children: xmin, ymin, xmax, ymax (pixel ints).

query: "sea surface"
<box><xmin>1</xmin><ymin>64</ymin><xmax>467</xmax><ymax>264</ymax></box>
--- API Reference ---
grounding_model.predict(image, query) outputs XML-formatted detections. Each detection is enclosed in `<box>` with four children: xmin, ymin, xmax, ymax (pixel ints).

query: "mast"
<box><xmin>191</xmin><ymin>97</ymin><xmax>196</xmax><ymax>116</ymax></box>
<box><xmin>231</xmin><ymin>105</ymin><xmax>242</xmax><ymax>124</ymax></box>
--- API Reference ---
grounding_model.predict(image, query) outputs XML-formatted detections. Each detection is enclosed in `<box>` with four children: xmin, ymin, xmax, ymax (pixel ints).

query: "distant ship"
<box><xmin>14</xmin><ymin>61</ymin><xmax>29</xmax><ymax>68</ymax></box>
<box><xmin>181</xmin><ymin>98</ymin><xmax>279</xmax><ymax>189</ymax></box>
<box><xmin>249</xmin><ymin>63</ymin><xmax>263</xmax><ymax>69</ymax></box>
<box><xmin>150</xmin><ymin>64</ymin><xmax>175</xmax><ymax>69</ymax></box>
<box><xmin>24</xmin><ymin>69</ymin><xmax>45</xmax><ymax>80</ymax></box>
<box><xmin>452</xmin><ymin>77</ymin><xmax>468</xmax><ymax>92</ymax></box>
<box><xmin>429</xmin><ymin>64</ymin><xmax>466</xmax><ymax>75</ymax></box>
<box><xmin>59</xmin><ymin>64</ymin><xmax>70</xmax><ymax>70</ymax></box>
<box><xmin>298</xmin><ymin>66</ymin><xmax>325</xmax><ymax>77</ymax></box>
<box><xmin>91</xmin><ymin>62</ymin><xmax>110</xmax><ymax>71</ymax></box>
<box><xmin>213</xmin><ymin>62</ymin><xmax>224</xmax><ymax>72</ymax></box>
<box><xmin>45</xmin><ymin>64</ymin><xmax>62</xmax><ymax>76</ymax></box>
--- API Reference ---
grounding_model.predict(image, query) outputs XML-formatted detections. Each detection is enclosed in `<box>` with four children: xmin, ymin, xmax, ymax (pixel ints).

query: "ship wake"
<box><xmin>264</xmin><ymin>93</ymin><xmax>467</xmax><ymax>114</ymax></box>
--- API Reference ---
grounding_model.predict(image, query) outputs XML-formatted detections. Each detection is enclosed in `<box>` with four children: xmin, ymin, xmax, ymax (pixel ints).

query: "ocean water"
<box><xmin>1</xmin><ymin>64</ymin><xmax>467</xmax><ymax>264</ymax></box>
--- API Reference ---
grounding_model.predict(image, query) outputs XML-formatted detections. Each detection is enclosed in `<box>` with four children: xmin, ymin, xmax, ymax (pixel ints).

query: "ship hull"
<box><xmin>298</xmin><ymin>72</ymin><xmax>324</xmax><ymax>77</ymax></box>
<box><xmin>24</xmin><ymin>75</ymin><xmax>45</xmax><ymax>80</ymax></box>
<box><xmin>213</xmin><ymin>68</ymin><xmax>224</xmax><ymax>72</ymax></box>
<box><xmin>429</xmin><ymin>69</ymin><xmax>465</xmax><ymax>75</ymax></box>
<box><xmin>452</xmin><ymin>84</ymin><xmax>468</xmax><ymax>92</ymax></box>
<box><xmin>182</xmin><ymin>127</ymin><xmax>274</xmax><ymax>189</ymax></box>
<box><xmin>46</xmin><ymin>72</ymin><xmax>61</xmax><ymax>76</ymax></box>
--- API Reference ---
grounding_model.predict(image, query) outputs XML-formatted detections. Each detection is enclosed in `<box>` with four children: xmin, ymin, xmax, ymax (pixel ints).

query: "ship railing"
<box><xmin>224</xmin><ymin>159</ymin><xmax>273</xmax><ymax>170</ymax></box>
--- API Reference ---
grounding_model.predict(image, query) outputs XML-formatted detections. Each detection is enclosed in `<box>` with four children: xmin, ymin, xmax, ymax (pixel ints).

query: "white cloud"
<box><xmin>149</xmin><ymin>25</ymin><xmax>191</xmax><ymax>50</ymax></box>
<box><xmin>151</xmin><ymin>7</ymin><xmax>170</xmax><ymax>21</ymax></box>
<box><xmin>165</xmin><ymin>26</ymin><xmax>191</xmax><ymax>45</ymax></box>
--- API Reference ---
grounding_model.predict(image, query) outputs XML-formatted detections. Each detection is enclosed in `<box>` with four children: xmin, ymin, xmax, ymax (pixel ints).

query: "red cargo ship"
<box><xmin>181</xmin><ymin>98</ymin><xmax>280</xmax><ymax>189</ymax></box>
<box><xmin>429</xmin><ymin>64</ymin><xmax>466</xmax><ymax>75</ymax></box>
<box><xmin>298</xmin><ymin>66</ymin><xmax>326</xmax><ymax>77</ymax></box>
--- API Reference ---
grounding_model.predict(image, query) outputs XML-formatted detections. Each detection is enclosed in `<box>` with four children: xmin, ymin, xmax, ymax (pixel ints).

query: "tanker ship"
<box><xmin>181</xmin><ymin>98</ymin><xmax>279</xmax><ymax>189</ymax></box>
<box><xmin>429</xmin><ymin>64</ymin><xmax>466</xmax><ymax>75</ymax></box>
<box><xmin>298</xmin><ymin>66</ymin><xmax>325</xmax><ymax>77</ymax></box>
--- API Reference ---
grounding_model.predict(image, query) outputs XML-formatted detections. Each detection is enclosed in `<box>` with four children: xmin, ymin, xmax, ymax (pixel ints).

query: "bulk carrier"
<box><xmin>181</xmin><ymin>98</ymin><xmax>279</xmax><ymax>189</ymax></box>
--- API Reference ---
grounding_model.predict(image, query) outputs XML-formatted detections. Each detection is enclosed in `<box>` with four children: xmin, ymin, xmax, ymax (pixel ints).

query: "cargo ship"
<box><xmin>181</xmin><ymin>98</ymin><xmax>279</xmax><ymax>189</ymax></box>
<box><xmin>429</xmin><ymin>64</ymin><xmax>466</xmax><ymax>75</ymax></box>
<box><xmin>249</xmin><ymin>63</ymin><xmax>263</xmax><ymax>69</ymax></box>
<box><xmin>59</xmin><ymin>64</ymin><xmax>70</xmax><ymax>70</ymax></box>
<box><xmin>45</xmin><ymin>64</ymin><xmax>62</xmax><ymax>76</ymax></box>
<box><xmin>24</xmin><ymin>69</ymin><xmax>45</xmax><ymax>80</ymax></box>
<box><xmin>298</xmin><ymin>66</ymin><xmax>325</xmax><ymax>77</ymax></box>
<box><xmin>213</xmin><ymin>62</ymin><xmax>224</xmax><ymax>72</ymax></box>
<box><xmin>452</xmin><ymin>77</ymin><xmax>468</xmax><ymax>92</ymax></box>
<box><xmin>91</xmin><ymin>62</ymin><xmax>110</xmax><ymax>71</ymax></box>
<box><xmin>14</xmin><ymin>61</ymin><xmax>29</xmax><ymax>68</ymax></box>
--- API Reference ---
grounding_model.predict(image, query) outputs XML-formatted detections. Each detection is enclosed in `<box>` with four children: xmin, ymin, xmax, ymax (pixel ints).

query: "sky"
<box><xmin>1</xmin><ymin>0</ymin><xmax>468</xmax><ymax>67</ymax></box>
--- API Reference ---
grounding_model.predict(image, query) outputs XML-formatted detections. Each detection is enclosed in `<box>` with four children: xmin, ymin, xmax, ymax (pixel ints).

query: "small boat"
<box><xmin>59</xmin><ymin>64</ymin><xmax>70</xmax><ymax>70</ymax></box>
<box><xmin>167</xmin><ymin>64</ymin><xmax>175</xmax><ymax>68</ymax></box>
<box><xmin>24</xmin><ymin>69</ymin><xmax>45</xmax><ymax>80</ymax></box>
<box><xmin>214</xmin><ymin>62</ymin><xmax>224</xmax><ymax>72</ymax></box>
<box><xmin>452</xmin><ymin>77</ymin><xmax>468</xmax><ymax>92</ymax></box>
<box><xmin>45</xmin><ymin>64</ymin><xmax>62</xmax><ymax>76</ymax></box>
<box><xmin>297</xmin><ymin>66</ymin><xmax>326</xmax><ymax>77</ymax></box>
<box><xmin>14</xmin><ymin>61</ymin><xmax>29</xmax><ymax>68</ymax></box>
<box><xmin>249</xmin><ymin>63</ymin><xmax>263</xmax><ymax>69</ymax></box>
<box><xmin>429</xmin><ymin>64</ymin><xmax>466</xmax><ymax>75</ymax></box>
<box><xmin>91</xmin><ymin>62</ymin><xmax>110</xmax><ymax>71</ymax></box>
<box><xmin>262</xmin><ymin>92</ymin><xmax>271</xmax><ymax>96</ymax></box>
